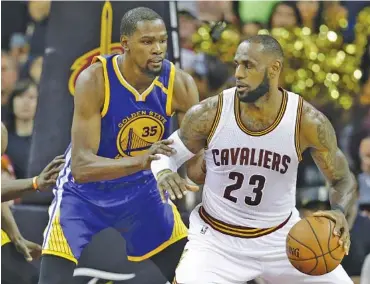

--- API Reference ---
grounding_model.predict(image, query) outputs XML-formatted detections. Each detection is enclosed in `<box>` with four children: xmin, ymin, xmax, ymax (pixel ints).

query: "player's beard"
<box><xmin>143</xmin><ymin>63</ymin><xmax>163</xmax><ymax>77</ymax></box>
<box><xmin>238</xmin><ymin>71</ymin><xmax>270</xmax><ymax>103</ymax></box>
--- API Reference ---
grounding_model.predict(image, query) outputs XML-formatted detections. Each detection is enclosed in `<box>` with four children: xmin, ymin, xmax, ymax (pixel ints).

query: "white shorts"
<box><xmin>175</xmin><ymin>204</ymin><xmax>352</xmax><ymax>284</ymax></box>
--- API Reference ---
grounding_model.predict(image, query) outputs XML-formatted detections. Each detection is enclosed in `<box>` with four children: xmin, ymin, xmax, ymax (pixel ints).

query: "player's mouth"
<box><xmin>236</xmin><ymin>82</ymin><xmax>249</xmax><ymax>92</ymax></box>
<box><xmin>149</xmin><ymin>57</ymin><xmax>164</xmax><ymax>66</ymax></box>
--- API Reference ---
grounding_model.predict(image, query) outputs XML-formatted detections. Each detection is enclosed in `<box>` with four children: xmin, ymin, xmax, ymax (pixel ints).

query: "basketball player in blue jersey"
<box><xmin>37</xmin><ymin>7</ymin><xmax>200</xmax><ymax>284</ymax></box>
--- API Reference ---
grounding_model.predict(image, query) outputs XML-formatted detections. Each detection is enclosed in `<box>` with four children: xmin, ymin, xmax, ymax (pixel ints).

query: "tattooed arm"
<box><xmin>151</xmin><ymin>95</ymin><xmax>219</xmax><ymax>200</ymax></box>
<box><xmin>301</xmin><ymin>101</ymin><xmax>356</xmax><ymax>213</ymax></box>
<box><xmin>300</xmin><ymin>101</ymin><xmax>356</xmax><ymax>253</ymax></box>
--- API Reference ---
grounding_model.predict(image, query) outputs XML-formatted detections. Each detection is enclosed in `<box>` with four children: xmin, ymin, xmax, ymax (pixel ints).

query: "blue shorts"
<box><xmin>41</xmin><ymin>184</ymin><xmax>187</xmax><ymax>264</ymax></box>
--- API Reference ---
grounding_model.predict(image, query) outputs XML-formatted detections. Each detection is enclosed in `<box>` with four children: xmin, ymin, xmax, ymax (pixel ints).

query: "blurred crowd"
<box><xmin>2</xmin><ymin>1</ymin><xmax>50</xmax><ymax>181</ymax></box>
<box><xmin>1</xmin><ymin>1</ymin><xmax>370</xmax><ymax>283</ymax></box>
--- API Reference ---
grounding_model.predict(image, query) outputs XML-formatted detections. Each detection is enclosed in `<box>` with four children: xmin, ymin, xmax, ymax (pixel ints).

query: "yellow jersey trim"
<box><xmin>234</xmin><ymin>88</ymin><xmax>288</xmax><ymax>136</ymax></box>
<box><xmin>206</xmin><ymin>93</ymin><xmax>223</xmax><ymax>149</ymax></box>
<box><xmin>154</xmin><ymin>80</ymin><xmax>169</xmax><ymax>95</ymax></box>
<box><xmin>41</xmin><ymin>209</ymin><xmax>77</xmax><ymax>263</ymax></box>
<box><xmin>295</xmin><ymin>96</ymin><xmax>304</xmax><ymax>161</ymax></box>
<box><xmin>91</xmin><ymin>55</ymin><xmax>110</xmax><ymax>117</ymax></box>
<box><xmin>112</xmin><ymin>55</ymin><xmax>158</xmax><ymax>102</ymax></box>
<box><xmin>127</xmin><ymin>204</ymin><xmax>188</xmax><ymax>262</ymax></box>
<box><xmin>1</xmin><ymin>229</ymin><xmax>11</xmax><ymax>246</ymax></box>
<box><xmin>42</xmin><ymin>250</ymin><xmax>78</xmax><ymax>264</ymax></box>
<box><xmin>166</xmin><ymin>62</ymin><xmax>176</xmax><ymax>116</ymax></box>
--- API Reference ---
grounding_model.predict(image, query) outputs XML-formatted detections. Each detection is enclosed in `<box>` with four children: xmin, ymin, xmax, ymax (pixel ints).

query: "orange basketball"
<box><xmin>286</xmin><ymin>216</ymin><xmax>345</xmax><ymax>275</ymax></box>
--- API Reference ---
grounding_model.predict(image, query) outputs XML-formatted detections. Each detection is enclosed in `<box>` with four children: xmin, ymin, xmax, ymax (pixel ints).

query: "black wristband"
<box><xmin>331</xmin><ymin>204</ymin><xmax>345</xmax><ymax>214</ymax></box>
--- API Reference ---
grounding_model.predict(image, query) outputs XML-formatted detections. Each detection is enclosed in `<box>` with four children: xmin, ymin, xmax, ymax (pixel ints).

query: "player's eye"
<box><xmin>143</xmin><ymin>41</ymin><xmax>152</xmax><ymax>45</ymax></box>
<box><xmin>160</xmin><ymin>39</ymin><xmax>167</xmax><ymax>44</ymax></box>
<box><xmin>246</xmin><ymin>62</ymin><xmax>253</xmax><ymax>69</ymax></box>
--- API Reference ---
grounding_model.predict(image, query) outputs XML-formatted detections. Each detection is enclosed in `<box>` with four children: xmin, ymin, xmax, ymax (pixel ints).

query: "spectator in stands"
<box><xmin>323</xmin><ymin>1</ymin><xmax>348</xmax><ymax>32</ymax></box>
<box><xmin>178</xmin><ymin>10</ymin><xmax>199</xmax><ymax>71</ymax></box>
<box><xmin>9</xmin><ymin>33</ymin><xmax>29</xmax><ymax>66</ymax></box>
<box><xmin>268</xmin><ymin>1</ymin><xmax>302</xmax><ymax>30</ymax></box>
<box><xmin>296</xmin><ymin>0</ymin><xmax>324</xmax><ymax>32</ymax></box>
<box><xmin>196</xmin><ymin>1</ymin><xmax>235</xmax><ymax>23</ymax></box>
<box><xmin>359</xmin><ymin>136</ymin><xmax>370</xmax><ymax>218</ymax></box>
<box><xmin>241</xmin><ymin>21</ymin><xmax>264</xmax><ymax>40</ymax></box>
<box><xmin>337</xmin><ymin>73</ymin><xmax>370</xmax><ymax>175</ymax></box>
<box><xmin>5</xmin><ymin>80</ymin><xmax>38</xmax><ymax>179</ymax></box>
<box><xmin>26</xmin><ymin>0</ymin><xmax>50</xmax><ymax>56</ymax></box>
<box><xmin>349</xmin><ymin>104</ymin><xmax>370</xmax><ymax>175</ymax></box>
<box><xmin>28</xmin><ymin>56</ymin><xmax>43</xmax><ymax>84</ymax></box>
<box><xmin>1</xmin><ymin>51</ymin><xmax>19</xmax><ymax>122</ymax></box>
<box><xmin>189</xmin><ymin>53</ymin><xmax>231</xmax><ymax>101</ymax></box>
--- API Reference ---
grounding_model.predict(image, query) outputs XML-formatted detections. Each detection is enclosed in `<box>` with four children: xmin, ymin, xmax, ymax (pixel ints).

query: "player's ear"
<box><xmin>269</xmin><ymin>60</ymin><xmax>282</xmax><ymax>79</ymax></box>
<box><xmin>120</xmin><ymin>35</ymin><xmax>130</xmax><ymax>52</ymax></box>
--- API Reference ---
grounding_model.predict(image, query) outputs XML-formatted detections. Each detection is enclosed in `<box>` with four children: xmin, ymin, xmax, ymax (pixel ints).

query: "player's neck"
<box><xmin>239</xmin><ymin>87</ymin><xmax>282</xmax><ymax>116</ymax></box>
<box><xmin>15</xmin><ymin>119</ymin><xmax>34</xmax><ymax>137</ymax></box>
<box><xmin>119</xmin><ymin>54</ymin><xmax>155</xmax><ymax>91</ymax></box>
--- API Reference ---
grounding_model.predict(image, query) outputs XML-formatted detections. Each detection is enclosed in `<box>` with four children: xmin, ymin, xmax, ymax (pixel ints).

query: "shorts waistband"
<box><xmin>198</xmin><ymin>206</ymin><xmax>292</xmax><ymax>238</ymax></box>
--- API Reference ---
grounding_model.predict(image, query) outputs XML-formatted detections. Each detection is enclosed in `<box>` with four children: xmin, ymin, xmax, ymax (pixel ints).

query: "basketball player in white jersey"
<box><xmin>151</xmin><ymin>35</ymin><xmax>356</xmax><ymax>283</ymax></box>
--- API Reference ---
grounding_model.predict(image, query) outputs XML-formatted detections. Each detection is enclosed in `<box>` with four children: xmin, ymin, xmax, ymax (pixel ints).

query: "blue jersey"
<box><xmin>58</xmin><ymin>54</ymin><xmax>175</xmax><ymax>206</ymax></box>
<box><xmin>44</xmin><ymin>54</ymin><xmax>187</xmax><ymax>263</ymax></box>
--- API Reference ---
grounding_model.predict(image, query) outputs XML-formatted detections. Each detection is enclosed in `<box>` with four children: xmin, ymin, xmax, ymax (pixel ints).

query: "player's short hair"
<box><xmin>244</xmin><ymin>35</ymin><xmax>284</xmax><ymax>62</ymax></box>
<box><xmin>120</xmin><ymin>7</ymin><xmax>163</xmax><ymax>37</ymax></box>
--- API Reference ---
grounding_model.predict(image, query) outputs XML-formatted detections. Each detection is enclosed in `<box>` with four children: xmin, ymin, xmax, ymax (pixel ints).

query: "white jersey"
<box><xmin>203</xmin><ymin>87</ymin><xmax>304</xmax><ymax>228</ymax></box>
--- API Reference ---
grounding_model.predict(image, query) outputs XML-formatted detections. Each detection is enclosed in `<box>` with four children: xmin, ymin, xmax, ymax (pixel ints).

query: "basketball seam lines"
<box><xmin>305</xmin><ymin>218</ymin><xmax>328</xmax><ymax>274</ymax></box>
<box><xmin>287</xmin><ymin>233</ymin><xmax>318</xmax><ymax>273</ymax></box>
<box><xmin>328</xmin><ymin>220</ymin><xmax>343</xmax><ymax>261</ymax></box>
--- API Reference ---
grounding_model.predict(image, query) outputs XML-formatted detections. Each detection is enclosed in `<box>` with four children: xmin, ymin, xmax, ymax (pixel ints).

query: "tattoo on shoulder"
<box><xmin>179</xmin><ymin>95</ymin><xmax>219</xmax><ymax>149</ymax></box>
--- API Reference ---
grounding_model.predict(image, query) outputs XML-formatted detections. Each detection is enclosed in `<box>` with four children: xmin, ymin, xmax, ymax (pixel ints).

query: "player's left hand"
<box><xmin>13</xmin><ymin>237</ymin><xmax>42</xmax><ymax>262</ymax></box>
<box><xmin>313</xmin><ymin>209</ymin><xmax>350</xmax><ymax>255</ymax></box>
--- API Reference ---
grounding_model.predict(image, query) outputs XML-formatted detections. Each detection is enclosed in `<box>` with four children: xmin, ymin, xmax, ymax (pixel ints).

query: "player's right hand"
<box><xmin>37</xmin><ymin>155</ymin><xmax>65</xmax><ymax>191</ymax></box>
<box><xmin>156</xmin><ymin>170</ymin><xmax>199</xmax><ymax>202</ymax></box>
<box><xmin>141</xmin><ymin>139</ymin><xmax>176</xmax><ymax>169</ymax></box>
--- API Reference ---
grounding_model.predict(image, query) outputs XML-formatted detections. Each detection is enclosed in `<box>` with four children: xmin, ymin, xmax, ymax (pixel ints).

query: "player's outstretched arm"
<box><xmin>1</xmin><ymin>155</ymin><xmax>65</xmax><ymax>201</ymax></box>
<box><xmin>151</xmin><ymin>96</ymin><xmax>219</xmax><ymax>201</ymax></box>
<box><xmin>1</xmin><ymin>122</ymin><xmax>65</xmax><ymax>201</ymax></box>
<box><xmin>71</xmin><ymin>64</ymin><xmax>174</xmax><ymax>183</ymax></box>
<box><xmin>301</xmin><ymin>101</ymin><xmax>356</xmax><ymax>254</ymax></box>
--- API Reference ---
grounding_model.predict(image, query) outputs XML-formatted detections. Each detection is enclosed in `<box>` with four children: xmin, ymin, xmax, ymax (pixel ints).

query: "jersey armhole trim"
<box><xmin>205</xmin><ymin>93</ymin><xmax>223</xmax><ymax>149</ymax></box>
<box><xmin>92</xmin><ymin>56</ymin><xmax>110</xmax><ymax>118</ymax></box>
<box><xmin>295</xmin><ymin>96</ymin><xmax>303</xmax><ymax>161</ymax></box>
<box><xmin>166</xmin><ymin>62</ymin><xmax>176</xmax><ymax>116</ymax></box>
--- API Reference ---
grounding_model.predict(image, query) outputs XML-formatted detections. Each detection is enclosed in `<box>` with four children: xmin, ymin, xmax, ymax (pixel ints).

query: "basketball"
<box><xmin>286</xmin><ymin>216</ymin><xmax>345</xmax><ymax>276</ymax></box>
